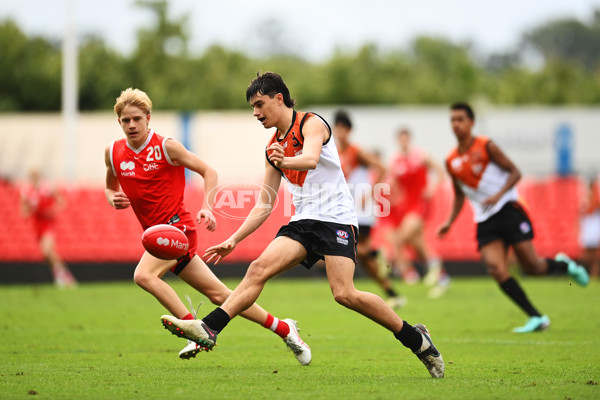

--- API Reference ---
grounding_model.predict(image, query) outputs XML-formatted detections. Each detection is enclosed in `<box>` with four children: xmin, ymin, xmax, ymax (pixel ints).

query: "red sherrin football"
<box><xmin>142</xmin><ymin>224</ymin><xmax>190</xmax><ymax>260</ymax></box>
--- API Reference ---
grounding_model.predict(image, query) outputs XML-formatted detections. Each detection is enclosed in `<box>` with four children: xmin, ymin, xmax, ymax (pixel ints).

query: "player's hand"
<box><xmin>267</xmin><ymin>143</ymin><xmax>285</xmax><ymax>168</ymax></box>
<box><xmin>436</xmin><ymin>222</ymin><xmax>451</xmax><ymax>239</ymax></box>
<box><xmin>204</xmin><ymin>237</ymin><xmax>237</xmax><ymax>265</ymax></box>
<box><xmin>197</xmin><ymin>208</ymin><xmax>216</xmax><ymax>232</ymax></box>
<box><xmin>112</xmin><ymin>192</ymin><xmax>131</xmax><ymax>209</ymax></box>
<box><xmin>481</xmin><ymin>194</ymin><xmax>501</xmax><ymax>210</ymax></box>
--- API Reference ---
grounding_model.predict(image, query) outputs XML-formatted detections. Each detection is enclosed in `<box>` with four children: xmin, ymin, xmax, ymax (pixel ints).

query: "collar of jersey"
<box><xmin>126</xmin><ymin>129</ymin><xmax>154</xmax><ymax>153</ymax></box>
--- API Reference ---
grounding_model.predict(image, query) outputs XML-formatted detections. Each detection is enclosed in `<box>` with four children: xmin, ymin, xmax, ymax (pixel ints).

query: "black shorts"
<box><xmin>276</xmin><ymin>219</ymin><xmax>358</xmax><ymax>268</ymax></box>
<box><xmin>357</xmin><ymin>225</ymin><xmax>372</xmax><ymax>242</ymax></box>
<box><xmin>476</xmin><ymin>202</ymin><xmax>534</xmax><ymax>249</ymax></box>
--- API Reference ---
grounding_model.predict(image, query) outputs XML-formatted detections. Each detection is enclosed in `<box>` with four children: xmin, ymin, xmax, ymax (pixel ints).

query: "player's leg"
<box><xmin>356</xmin><ymin>228</ymin><xmax>404</xmax><ymax>308</ymax></box>
<box><xmin>39</xmin><ymin>231</ymin><xmax>76</xmax><ymax>288</ymax></box>
<box><xmin>161</xmin><ymin>236</ymin><xmax>307</xmax><ymax>350</ymax></box>
<box><xmin>325</xmin><ymin>254</ymin><xmax>403</xmax><ymax>331</ymax></box>
<box><xmin>481</xmin><ymin>240</ymin><xmax>548</xmax><ymax>332</ymax></box>
<box><xmin>402</xmin><ymin>213</ymin><xmax>449</xmax><ymax>296</ymax></box>
<box><xmin>391</xmin><ymin>220</ymin><xmax>420</xmax><ymax>284</ymax></box>
<box><xmin>177</xmin><ymin>256</ymin><xmax>311</xmax><ymax>364</ymax></box>
<box><xmin>324</xmin><ymin>254</ymin><xmax>444</xmax><ymax>378</ymax></box>
<box><xmin>132</xmin><ymin>251</ymin><xmax>188</xmax><ymax>316</ymax></box>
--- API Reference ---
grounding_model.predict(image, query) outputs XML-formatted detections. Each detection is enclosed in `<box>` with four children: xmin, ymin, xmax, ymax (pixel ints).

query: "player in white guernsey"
<box><xmin>438</xmin><ymin>102</ymin><xmax>589</xmax><ymax>333</ymax></box>
<box><xmin>161</xmin><ymin>72</ymin><xmax>444</xmax><ymax>378</ymax></box>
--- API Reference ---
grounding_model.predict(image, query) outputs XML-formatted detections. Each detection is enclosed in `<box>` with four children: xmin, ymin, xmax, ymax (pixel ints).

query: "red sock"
<box><xmin>182</xmin><ymin>313</ymin><xmax>194</xmax><ymax>320</ymax></box>
<box><xmin>262</xmin><ymin>313</ymin><xmax>290</xmax><ymax>338</ymax></box>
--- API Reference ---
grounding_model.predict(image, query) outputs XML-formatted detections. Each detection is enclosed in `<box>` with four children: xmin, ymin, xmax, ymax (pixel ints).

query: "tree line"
<box><xmin>1</xmin><ymin>1</ymin><xmax>599</xmax><ymax>112</ymax></box>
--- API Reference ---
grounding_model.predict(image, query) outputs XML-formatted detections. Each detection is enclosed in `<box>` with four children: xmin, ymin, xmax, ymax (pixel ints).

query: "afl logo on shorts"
<box><xmin>519</xmin><ymin>222</ymin><xmax>531</xmax><ymax>234</ymax></box>
<box><xmin>336</xmin><ymin>230</ymin><xmax>349</xmax><ymax>239</ymax></box>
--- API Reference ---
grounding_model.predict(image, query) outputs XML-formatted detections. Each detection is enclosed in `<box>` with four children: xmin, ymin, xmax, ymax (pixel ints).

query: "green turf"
<box><xmin>1</xmin><ymin>276</ymin><xmax>599</xmax><ymax>399</ymax></box>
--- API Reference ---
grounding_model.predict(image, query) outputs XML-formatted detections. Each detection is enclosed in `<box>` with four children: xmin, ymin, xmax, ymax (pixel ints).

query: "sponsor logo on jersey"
<box><xmin>157</xmin><ymin>237</ymin><xmax>170</xmax><ymax>246</ymax></box>
<box><xmin>450</xmin><ymin>157</ymin><xmax>463</xmax><ymax>170</ymax></box>
<box><xmin>143</xmin><ymin>163</ymin><xmax>160</xmax><ymax>171</ymax></box>
<box><xmin>120</xmin><ymin>160</ymin><xmax>136</xmax><ymax>176</ymax></box>
<box><xmin>121</xmin><ymin>161</ymin><xmax>135</xmax><ymax>170</ymax></box>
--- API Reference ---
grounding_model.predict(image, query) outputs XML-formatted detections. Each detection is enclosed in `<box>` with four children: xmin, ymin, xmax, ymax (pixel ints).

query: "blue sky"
<box><xmin>1</xmin><ymin>0</ymin><xmax>599</xmax><ymax>59</ymax></box>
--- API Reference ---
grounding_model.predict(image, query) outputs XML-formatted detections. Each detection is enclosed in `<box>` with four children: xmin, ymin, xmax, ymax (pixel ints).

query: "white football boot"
<box><xmin>282</xmin><ymin>319</ymin><xmax>311</xmax><ymax>366</ymax></box>
<box><xmin>413</xmin><ymin>323</ymin><xmax>445</xmax><ymax>378</ymax></box>
<box><xmin>179</xmin><ymin>340</ymin><xmax>203</xmax><ymax>360</ymax></box>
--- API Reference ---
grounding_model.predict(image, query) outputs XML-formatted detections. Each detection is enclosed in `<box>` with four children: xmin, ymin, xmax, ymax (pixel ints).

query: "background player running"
<box><xmin>333</xmin><ymin>109</ymin><xmax>405</xmax><ymax>309</ymax></box>
<box><xmin>437</xmin><ymin>102</ymin><xmax>589</xmax><ymax>333</ymax></box>
<box><xmin>161</xmin><ymin>72</ymin><xmax>444</xmax><ymax>378</ymax></box>
<box><xmin>383</xmin><ymin>128</ymin><xmax>449</xmax><ymax>297</ymax></box>
<box><xmin>20</xmin><ymin>168</ymin><xmax>77</xmax><ymax>288</ymax></box>
<box><xmin>105</xmin><ymin>87</ymin><xmax>311</xmax><ymax>364</ymax></box>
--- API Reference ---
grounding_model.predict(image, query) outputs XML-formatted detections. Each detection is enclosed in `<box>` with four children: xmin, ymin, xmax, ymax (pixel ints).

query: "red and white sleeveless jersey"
<box><xmin>389</xmin><ymin>148</ymin><xmax>428</xmax><ymax>209</ymax></box>
<box><xmin>21</xmin><ymin>182</ymin><xmax>57</xmax><ymax>221</ymax></box>
<box><xmin>109</xmin><ymin>130</ymin><xmax>192</xmax><ymax>230</ymax></box>
<box><xmin>446</xmin><ymin>136</ymin><xmax>518</xmax><ymax>222</ymax></box>
<box><xmin>266</xmin><ymin>111</ymin><xmax>357</xmax><ymax>227</ymax></box>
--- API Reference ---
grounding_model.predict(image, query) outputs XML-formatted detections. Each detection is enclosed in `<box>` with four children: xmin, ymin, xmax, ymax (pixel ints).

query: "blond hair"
<box><xmin>113</xmin><ymin>88</ymin><xmax>153</xmax><ymax>117</ymax></box>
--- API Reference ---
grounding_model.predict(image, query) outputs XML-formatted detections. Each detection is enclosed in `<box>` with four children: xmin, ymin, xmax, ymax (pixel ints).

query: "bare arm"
<box><xmin>164</xmin><ymin>138</ymin><xmax>218</xmax><ymax>231</ymax></box>
<box><xmin>482</xmin><ymin>141</ymin><xmax>521</xmax><ymax>207</ymax></box>
<box><xmin>437</xmin><ymin>172</ymin><xmax>465</xmax><ymax>239</ymax></box>
<box><xmin>424</xmin><ymin>154</ymin><xmax>446</xmax><ymax>198</ymax></box>
<box><xmin>357</xmin><ymin>148</ymin><xmax>386</xmax><ymax>183</ymax></box>
<box><xmin>267</xmin><ymin>117</ymin><xmax>328</xmax><ymax>171</ymax></box>
<box><xmin>104</xmin><ymin>145</ymin><xmax>130</xmax><ymax>210</ymax></box>
<box><xmin>204</xmin><ymin>160</ymin><xmax>282</xmax><ymax>264</ymax></box>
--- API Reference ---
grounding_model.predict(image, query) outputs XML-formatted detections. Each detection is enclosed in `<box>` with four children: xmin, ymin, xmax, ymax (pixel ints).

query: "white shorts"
<box><xmin>580</xmin><ymin>212</ymin><xmax>600</xmax><ymax>249</ymax></box>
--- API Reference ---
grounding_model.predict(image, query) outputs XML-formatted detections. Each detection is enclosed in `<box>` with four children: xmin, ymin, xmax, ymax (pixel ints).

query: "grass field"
<box><xmin>1</xmin><ymin>275</ymin><xmax>599</xmax><ymax>400</ymax></box>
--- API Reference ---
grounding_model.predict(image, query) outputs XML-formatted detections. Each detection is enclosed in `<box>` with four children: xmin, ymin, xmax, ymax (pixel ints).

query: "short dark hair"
<box><xmin>450</xmin><ymin>102</ymin><xmax>475</xmax><ymax>120</ymax></box>
<box><xmin>334</xmin><ymin>110</ymin><xmax>352</xmax><ymax>129</ymax></box>
<box><xmin>246</xmin><ymin>72</ymin><xmax>296</xmax><ymax>108</ymax></box>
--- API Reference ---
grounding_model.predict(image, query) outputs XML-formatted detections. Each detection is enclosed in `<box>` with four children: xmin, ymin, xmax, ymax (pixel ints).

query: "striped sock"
<box><xmin>262</xmin><ymin>313</ymin><xmax>290</xmax><ymax>338</ymax></box>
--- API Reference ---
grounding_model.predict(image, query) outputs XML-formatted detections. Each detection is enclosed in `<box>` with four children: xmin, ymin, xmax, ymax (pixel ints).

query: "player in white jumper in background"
<box><xmin>161</xmin><ymin>72</ymin><xmax>444</xmax><ymax>378</ymax></box>
<box><xmin>438</xmin><ymin>102</ymin><xmax>589</xmax><ymax>333</ymax></box>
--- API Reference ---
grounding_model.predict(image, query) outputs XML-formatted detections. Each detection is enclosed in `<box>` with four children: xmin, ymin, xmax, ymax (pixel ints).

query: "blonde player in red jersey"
<box><xmin>161</xmin><ymin>72</ymin><xmax>444</xmax><ymax>378</ymax></box>
<box><xmin>20</xmin><ymin>169</ymin><xmax>77</xmax><ymax>288</ymax></box>
<box><xmin>438</xmin><ymin>102</ymin><xmax>589</xmax><ymax>333</ymax></box>
<box><xmin>105</xmin><ymin>88</ymin><xmax>311</xmax><ymax>364</ymax></box>
<box><xmin>333</xmin><ymin>109</ymin><xmax>405</xmax><ymax>309</ymax></box>
<box><xmin>384</xmin><ymin>128</ymin><xmax>449</xmax><ymax>297</ymax></box>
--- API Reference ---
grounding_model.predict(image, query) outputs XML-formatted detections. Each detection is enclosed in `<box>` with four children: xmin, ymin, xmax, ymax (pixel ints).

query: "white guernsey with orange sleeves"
<box><xmin>266</xmin><ymin>110</ymin><xmax>358</xmax><ymax>227</ymax></box>
<box><xmin>445</xmin><ymin>136</ymin><xmax>518</xmax><ymax>223</ymax></box>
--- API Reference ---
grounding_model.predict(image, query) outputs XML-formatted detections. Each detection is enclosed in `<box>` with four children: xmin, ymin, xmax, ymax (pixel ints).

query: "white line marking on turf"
<box><xmin>440</xmin><ymin>338</ymin><xmax>587</xmax><ymax>346</ymax></box>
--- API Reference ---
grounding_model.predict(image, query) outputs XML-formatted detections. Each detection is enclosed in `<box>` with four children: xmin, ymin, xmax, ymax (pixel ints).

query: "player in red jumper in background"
<box><xmin>333</xmin><ymin>109</ymin><xmax>405</xmax><ymax>309</ymax></box>
<box><xmin>104</xmin><ymin>88</ymin><xmax>310</xmax><ymax>364</ymax></box>
<box><xmin>384</xmin><ymin>128</ymin><xmax>449</xmax><ymax>297</ymax></box>
<box><xmin>20</xmin><ymin>169</ymin><xmax>77</xmax><ymax>288</ymax></box>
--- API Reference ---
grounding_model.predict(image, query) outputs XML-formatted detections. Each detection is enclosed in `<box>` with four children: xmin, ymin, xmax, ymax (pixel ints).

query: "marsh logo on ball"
<box><xmin>156</xmin><ymin>237</ymin><xmax>170</xmax><ymax>246</ymax></box>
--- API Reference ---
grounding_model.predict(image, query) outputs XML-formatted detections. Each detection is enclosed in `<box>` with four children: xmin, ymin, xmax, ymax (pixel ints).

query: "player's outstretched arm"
<box><xmin>437</xmin><ymin>174</ymin><xmax>465</xmax><ymax>238</ymax></box>
<box><xmin>357</xmin><ymin>147</ymin><xmax>386</xmax><ymax>184</ymax></box>
<box><xmin>204</xmin><ymin>161</ymin><xmax>281</xmax><ymax>264</ymax></box>
<box><xmin>164</xmin><ymin>138</ymin><xmax>218</xmax><ymax>232</ymax></box>
<box><xmin>424</xmin><ymin>154</ymin><xmax>447</xmax><ymax>198</ymax></box>
<box><xmin>104</xmin><ymin>145</ymin><xmax>130</xmax><ymax>209</ymax></box>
